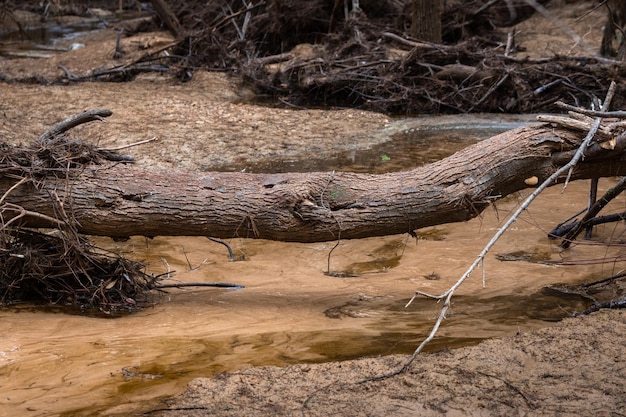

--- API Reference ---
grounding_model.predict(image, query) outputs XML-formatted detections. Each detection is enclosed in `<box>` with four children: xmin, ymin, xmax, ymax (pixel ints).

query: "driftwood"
<box><xmin>2</xmin><ymin>122</ymin><xmax>626</xmax><ymax>243</ymax></box>
<box><xmin>2</xmin><ymin>107</ymin><xmax>625</xmax><ymax>311</ymax></box>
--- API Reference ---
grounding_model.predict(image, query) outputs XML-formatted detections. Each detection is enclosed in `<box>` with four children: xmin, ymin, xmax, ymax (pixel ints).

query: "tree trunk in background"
<box><xmin>149</xmin><ymin>0</ymin><xmax>182</xmax><ymax>37</ymax></box>
<box><xmin>2</xmin><ymin>125</ymin><xmax>626</xmax><ymax>242</ymax></box>
<box><xmin>411</xmin><ymin>0</ymin><xmax>442</xmax><ymax>43</ymax></box>
<box><xmin>600</xmin><ymin>0</ymin><xmax>626</xmax><ymax>60</ymax></box>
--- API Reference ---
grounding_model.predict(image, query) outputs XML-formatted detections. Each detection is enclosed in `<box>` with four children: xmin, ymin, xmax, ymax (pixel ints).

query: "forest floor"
<box><xmin>1</xmin><ymin>1</ymin><xmax>625</xmax><ymax>416</ymax></box>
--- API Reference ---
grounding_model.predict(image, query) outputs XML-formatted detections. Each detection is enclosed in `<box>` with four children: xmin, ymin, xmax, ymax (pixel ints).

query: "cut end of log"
<box><xmin>524</xmin><ymin>176</ymin><xmax>539</xmax><ymax>186</ymax></box>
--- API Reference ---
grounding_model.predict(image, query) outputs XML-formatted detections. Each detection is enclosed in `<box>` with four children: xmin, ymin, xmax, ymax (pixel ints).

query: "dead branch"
<box><xmin>210</xmin><ymin>1</ymin><xmax>265</xmax><ymax>33</ymax></box>
<box><xmin>60</xmin><ymin>62</ymin><xmax>171</xmax><ymax>82</ymax></box>
<box><xmin>537</xmin><ymin>115</ymin><xmax>613</xmax><ymax>140</ymax></box>
<box><xmin>549</xmin><ymin>211</ymin><xmax>626</xmax><ymax>240</ymax></box>
<box><xmin>99</xmin><ymin>137</ymin><xmax>159</xmax><ymax>152</ymax></box>
<box><xmin>575</xmin><ymin>297</ymin><xmax>626</xmax><ymax>316</ymax></box>
<box><xmin>380</xmin><ymin>31</ymin><xmax>436</xmax><ymax>49</ymax></box>
<box><xmin>559</xmin><ymin>176</ymin><xmax>626</xmax><ymax>248</ymax></box>
<box><xmin>39</xmin><ymin>109</ymin><xmax>113</xmax><ymax>142</ymax></box>
<box><xmin>555</xmin><ymin>101</ymin><xmax>626</xmax><ymax>118</ymax></box>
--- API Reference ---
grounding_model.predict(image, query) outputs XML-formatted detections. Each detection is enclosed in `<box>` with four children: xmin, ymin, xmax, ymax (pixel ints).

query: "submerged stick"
<box><xmin>549</xmin><ymin>210</ymin><xmax>626</xmax><ymax>238</ymax></box>
<box><xmin>585</xmin><ymin>178</ymin><xmax>599</xmax><ymax>239</ymax></box>
<box><xmin>207</xmin><ymin>237</ymin><xmax>236</xmax><ymax>261</ymax></box>
<box><xmin>156</xmin><ymin>282</ymin><xmax>244</xmax><ymax>289</ymax></box>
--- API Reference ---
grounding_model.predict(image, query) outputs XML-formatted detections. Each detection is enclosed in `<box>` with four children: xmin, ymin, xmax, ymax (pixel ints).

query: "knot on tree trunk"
<box><xmin>294</xmin><ymin>198</ymin><xmax>333</xmax><ymax>222</ymax></box>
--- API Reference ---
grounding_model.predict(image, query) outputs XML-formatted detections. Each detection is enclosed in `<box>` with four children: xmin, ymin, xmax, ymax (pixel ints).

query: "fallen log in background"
<box><xmin>3</xmin><ymin>124</ymin><xmax>626</xmax><ymax>242</ymax></box>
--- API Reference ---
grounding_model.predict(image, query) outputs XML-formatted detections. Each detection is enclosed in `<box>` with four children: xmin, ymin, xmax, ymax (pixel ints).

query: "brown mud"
<box><xmin>0</xmin><ymin>1</ymin><xmax>625</xmax><ymax>416</ymax></box>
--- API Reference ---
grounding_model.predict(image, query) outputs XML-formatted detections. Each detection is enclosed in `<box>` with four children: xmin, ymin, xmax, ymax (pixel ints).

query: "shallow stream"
<box><xmin>0</xmin><ymin>10</ymin><xmax>142</xmax><ymax>59</ymax></box>
<box><xmin>1</xmin><ymin>121</ymin><xmax>625</xmax><ymax>417</ymax></box>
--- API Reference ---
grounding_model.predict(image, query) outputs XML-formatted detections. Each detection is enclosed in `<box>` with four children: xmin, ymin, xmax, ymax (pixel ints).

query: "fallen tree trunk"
<box><xmin>3</xmin><ymin>124</ymin><xmax>626</xmax><ymax>242</ymax></box>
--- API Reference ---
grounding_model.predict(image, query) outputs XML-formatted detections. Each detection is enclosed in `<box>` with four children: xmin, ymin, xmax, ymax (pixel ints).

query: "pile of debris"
<box><xmin>0</xmin><ymin>112</ymin><xmax>157</xmax><ymax>314</ymax></box>
<box><xmin>155</xmin><ymin>0</ymin><xmax>625</xmax><ymax>114</ymax></box>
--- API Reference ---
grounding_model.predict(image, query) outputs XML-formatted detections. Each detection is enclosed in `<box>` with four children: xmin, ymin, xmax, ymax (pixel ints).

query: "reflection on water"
<box><xmin>1</xmin><ymin>120</ymin><xmax>625</xmax><ymax>417</ymax></box>
<box><xmin>225</xmin><ymin>120</ymin><xmax>532</xmax><ymax>173</ymax></box>
<box><xmin>0</xmin><ymin>12</ymin><xmax>144</xmax><ymax>59</ymax></box>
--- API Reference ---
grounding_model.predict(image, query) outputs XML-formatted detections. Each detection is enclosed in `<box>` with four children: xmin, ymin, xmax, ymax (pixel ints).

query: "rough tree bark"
<box><xmin>411</xmin><ymin>0</ymin><xmax>442</xmax><ymax>43</ymax></box>
<box><xmin>2</xmin><ymin>124</ymin><xmax>626</xmax><ymax>242</ymax></box>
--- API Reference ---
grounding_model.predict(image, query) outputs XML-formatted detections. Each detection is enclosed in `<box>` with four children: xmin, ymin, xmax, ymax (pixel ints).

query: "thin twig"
<box><xmin>556</xmin><ymin>101</ymin><xmax>626</xmax><ymax>118</ymax></box>
<box><xmin>156</xmin><ymin>282</ymin><xmax>244</xmax><ymax>289</ymax></box>
<box><xmin>143</xmin><ymin>406</ymin><xmax>209</xmax><ymax>415</ymax></box>
<box><xmin>469</xmin><ymin>73</ymin><xmax>510</xmax><ymax>112</ymax></box>
<box><xmin>380</xmin><ymin>31</ymin><xmax>435</xmax><ymax>49</ymax></box>
<box><xmin>210</xmin><ymin>1</ymin><xmax>265</xmax><ymax>33</ymax></box>
<box><xmin>1</xmin><ymin>203</ymin><xmax>65</xmax><ymax>228</ymax></box>
<box><xmin>0</xmin><ymin>177</ymin><xmax>30</xmax><ymax>206</ymax></box>
<box><xmin>474</xmin><ymin>0</ymin><xmax>500</xmax><ymax>15</ymax></box>
<box><xmin>253</xmin><ymin>52</ymin><xmax>293</xmax><ymax>66</ymax></box>
<box><xmin>475</xmin><ymin>370</ymin><xmax>537</xmax><ymax>408</ymax></box>
<box><xmin>319</xmin><ymin>172</ymin><xmax>344</xmax><ymax>276</ymax></box>
<box><xmin>580</xmin><ymin>269</ymin><xmax>626</xmax><ymax>288</ymax></box>
<box><xmin>100</xmin><ymin>137</ymin><xmax>158</xmax><ymax>151</ymax></box>
<box><xmin>505</xmin><ymin>30</ymin><xmax>515</xmax><ymax>56</ymax></box>
<box><xmin>160</xmin><ymin>257</ymin><xmax>172</xmax><ymax>280</ymax></box>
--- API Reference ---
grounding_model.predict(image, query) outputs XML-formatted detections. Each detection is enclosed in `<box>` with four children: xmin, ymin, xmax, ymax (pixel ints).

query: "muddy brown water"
<box><xmin>1</xmin><ymin>123</ymin><xmax>625</xmax><ymax>417</ymax></box>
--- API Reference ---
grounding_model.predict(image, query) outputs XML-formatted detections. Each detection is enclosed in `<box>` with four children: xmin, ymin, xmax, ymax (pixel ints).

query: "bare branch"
<box><xmin>39</xmin><ymin>109</ymin><xmax>113</xmax><ymax>142</ymax></box>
